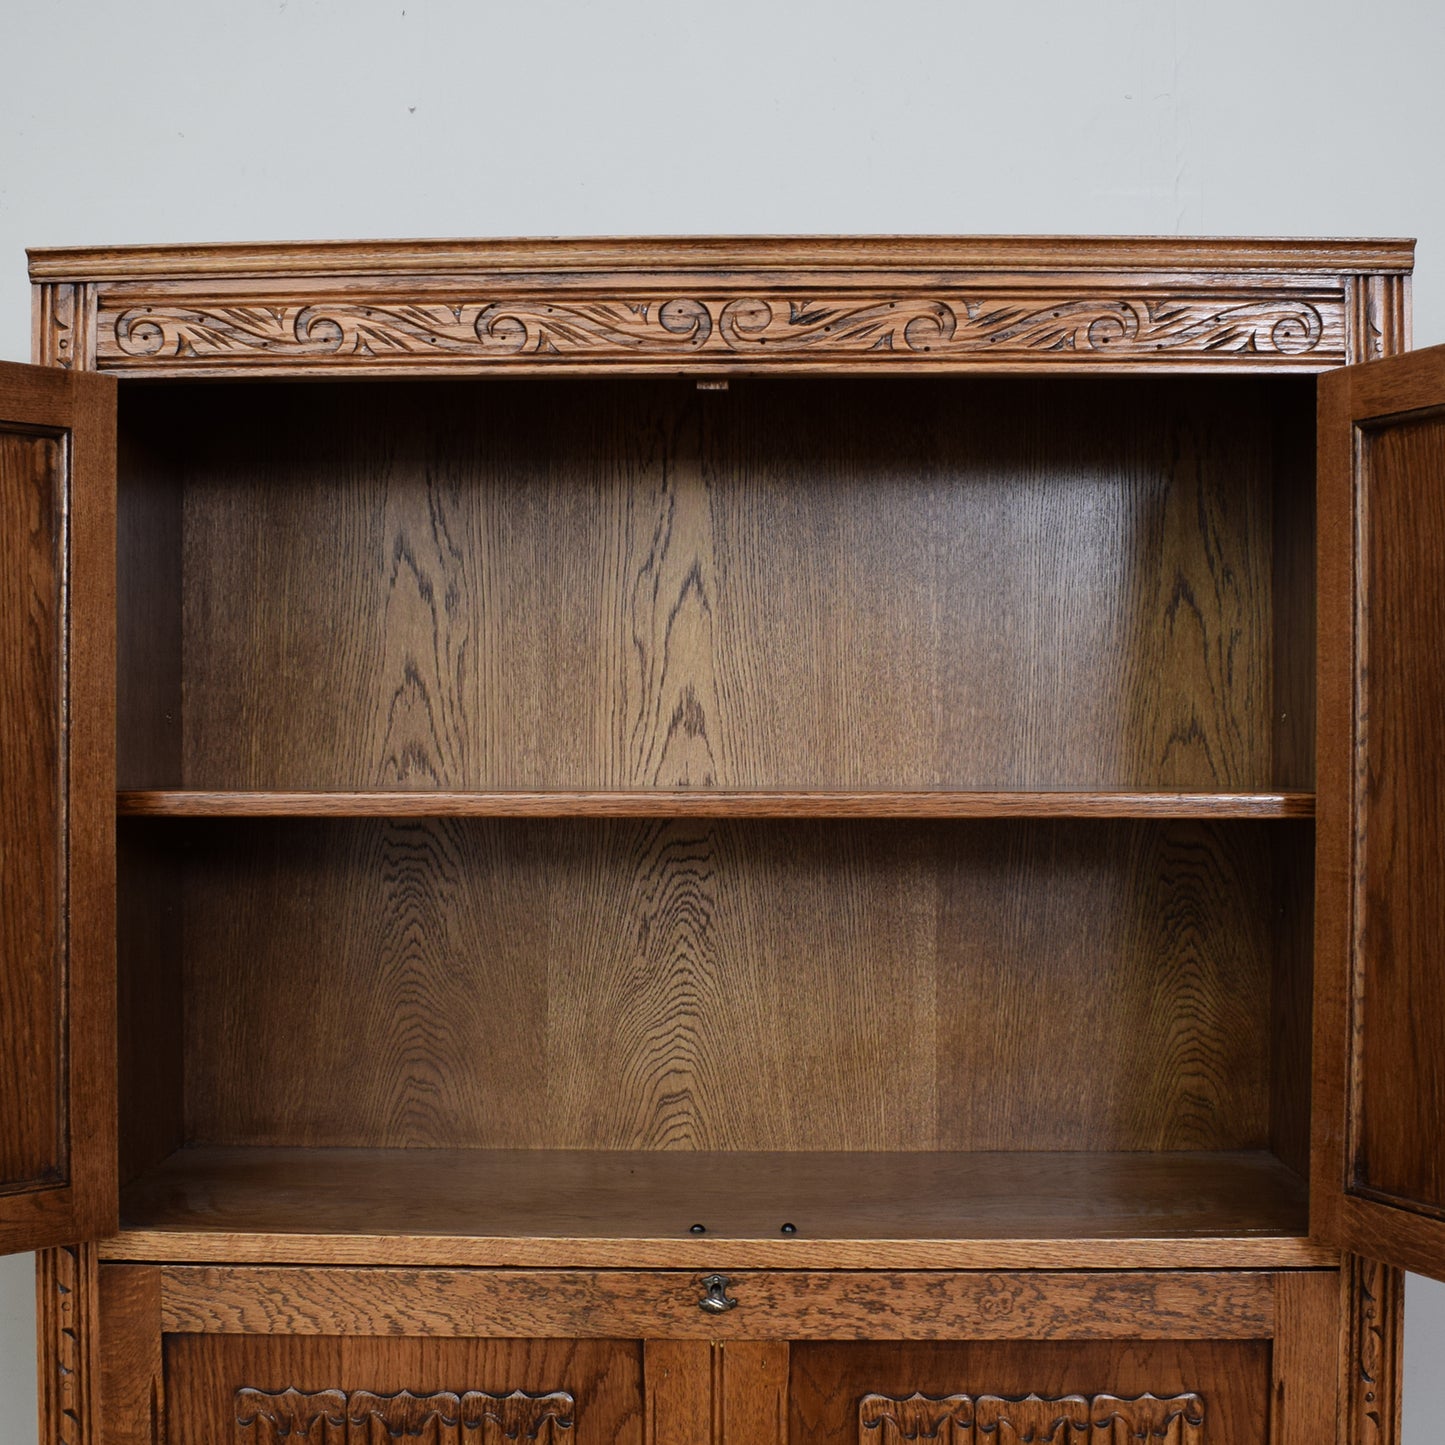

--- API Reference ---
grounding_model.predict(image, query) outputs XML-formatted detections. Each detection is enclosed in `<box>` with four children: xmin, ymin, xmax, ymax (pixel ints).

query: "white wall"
<box><xmin>2</xmin><ymin>1</ymin><xmax>1444</xmax><ymax>1439</ymax></box>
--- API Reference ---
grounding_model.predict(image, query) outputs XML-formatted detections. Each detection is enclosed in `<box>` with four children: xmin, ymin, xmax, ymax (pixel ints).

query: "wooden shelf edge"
<box><xmin>97</xmin><ymin>1228</ymin><xmax>1338</xmax><ymax>1270</ymax></box>
<box><xmin>117</xmin><ymin>789</ymin><xmax>1317</xmax><ymax>820</ymax></box>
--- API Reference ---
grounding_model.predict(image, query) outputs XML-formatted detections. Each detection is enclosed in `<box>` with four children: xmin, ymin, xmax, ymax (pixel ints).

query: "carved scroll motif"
<box><xmin>37</xmin><ymin>284</ymin><xmax>78</xmax><ymax>368</ymax></box>
<box><xmin>233</xmin><ymin>1388</ymin><xmax>575</xmax><ymax>1444</ymax></box>
<box><xmin>1348</xmin><ymin>1257</ymin><xmax>1403</xmax><ymax>1445</ymax></box>
<box><xmin>98</xmin><ymin>292</ymin><xmax>1341</xmax><ymax>367</ymax></box>
<box><xmin>857</xmin><ymin>1393</ymin><xmax>1205</xmax><ymax>1445</ymax></box>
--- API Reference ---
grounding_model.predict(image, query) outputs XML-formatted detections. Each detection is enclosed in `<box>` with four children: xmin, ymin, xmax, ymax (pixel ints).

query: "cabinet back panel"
<box><xmin>116</xmin><ymin>376</ymin><xmax>1312</xmax><ymax>791</ymax></box>
<box><xmin>150</xmin><ymin>817</ymin><xmax>1307</xmax><ymax>1154</ymax></box>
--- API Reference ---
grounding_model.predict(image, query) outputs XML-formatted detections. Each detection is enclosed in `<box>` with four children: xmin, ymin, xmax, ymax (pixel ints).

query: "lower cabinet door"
<box><xmin>91</xmin><ymin>1264</ymin><xmax>1344</xmax><ymax>1445</ymax></box>
<box><xmin>795</xmin><ymin>1340</ymin><xmax>1257</xmax><ymax>1443</ymax></box>
<box><xmin>177</xmin><ymin>1337</ymin><xmax>637</xmax><ymax>1445</ymax></box>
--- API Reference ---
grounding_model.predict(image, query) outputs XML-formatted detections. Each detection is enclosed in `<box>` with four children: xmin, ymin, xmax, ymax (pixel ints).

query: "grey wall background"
<box><xmin>1</xmin><ymin>0</ymin><xmax>1443</xmax><ymax>1438</ymax></box>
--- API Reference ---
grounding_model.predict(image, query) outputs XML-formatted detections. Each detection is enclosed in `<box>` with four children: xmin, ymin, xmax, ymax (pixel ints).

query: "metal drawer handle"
<box><xmin>698</xmin><ymin>1273</ymin><xmax>738</xmax><ymax>1313</ymax></box>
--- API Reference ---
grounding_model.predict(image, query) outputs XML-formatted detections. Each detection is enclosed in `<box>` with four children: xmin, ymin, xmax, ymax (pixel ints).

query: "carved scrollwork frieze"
<box><xmin>233</xmin><ymin>1387</ymin><xmax>575</xmax><ymax>1444</ymax></box>
<box><xmin>857</xmin><ymin>1391</ymin><xmax>1205</xmax><ymax>1445</ymax></box>
<box><xmin>94</xmin><ymin>288</ymin><xmax>1345</xmax><ymax>371</ymax></box>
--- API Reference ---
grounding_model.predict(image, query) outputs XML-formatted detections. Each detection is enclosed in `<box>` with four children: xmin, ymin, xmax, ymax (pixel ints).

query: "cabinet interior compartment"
<box><xmin>116</xmin><ymin>373</ymin><xmax>1317</xmax><ymax>796</ymax></box>
<box><xmin>116</xmin><ymin>813</ymin><xmax>1314</xmax><ymax>1248</ymax></box>
<box><xmin>113</xmin><ymin>369</ymin><xmax>1320</xmax><ymax>1257</ymax></box>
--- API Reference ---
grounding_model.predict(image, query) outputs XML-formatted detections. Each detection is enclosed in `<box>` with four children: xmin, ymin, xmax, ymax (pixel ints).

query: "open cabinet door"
<box><xmin>0</xmin><ymin>359</ymin><xmax>115</xmax><ymax>1252</ymax></box>
<box><xmin>1315</xmin><ymin>342</ymin><xmax>1445</xmax><ymax>1279</ymax></box>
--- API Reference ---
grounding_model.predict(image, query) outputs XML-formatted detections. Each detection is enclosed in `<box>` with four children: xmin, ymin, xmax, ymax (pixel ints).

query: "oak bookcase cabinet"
<box><xmin>3</xmin><ymin>237</ymin><xmax>1444</xmax><ymax>1444</ymax></box>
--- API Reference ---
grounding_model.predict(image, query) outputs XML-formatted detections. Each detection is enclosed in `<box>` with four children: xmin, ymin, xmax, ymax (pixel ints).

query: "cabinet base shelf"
<box><xmin>108</xmin><ymin>1146</ymin><xmax>1331</xmax><ymax>1269</ymax></box>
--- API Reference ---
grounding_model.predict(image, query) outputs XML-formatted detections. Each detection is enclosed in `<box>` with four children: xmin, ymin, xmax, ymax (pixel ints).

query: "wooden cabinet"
<box><xmin>2</xmin><ymin>236</ymin><xmax>1440</xmax><ymax>1442</ymax></box>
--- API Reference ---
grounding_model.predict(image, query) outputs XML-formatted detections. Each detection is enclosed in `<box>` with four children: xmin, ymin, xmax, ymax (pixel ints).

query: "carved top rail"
<box><xmin>29</xmin><ymin>236</ymin><xmax>1414</xmax><ymax>376</ymax></box>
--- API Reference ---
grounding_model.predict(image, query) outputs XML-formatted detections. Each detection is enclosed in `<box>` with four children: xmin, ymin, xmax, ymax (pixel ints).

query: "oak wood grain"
<box><xmin>1354</xmin><ymin>404</ymin><xmax>1445</xmax><ymax>1210</ymax></box>
<box><xmin>116</xmin><ymin>388</ymin><xmax>182</xmax><ymax>790</ymax></box>
<box><xmin>644</xmin><ymin>1341</ymin><xmax>787</xmax><ymax>1445</ymax></box>
<box><xmin>116</xmin><ymin>788</ymin><xmax>1316</xmax><ymax>819</ymax></box>
<box><xmin>37</xmin><ymin>1245</ymin><xmax>100</xmax><ymax>1445</ymax></box>
<box><xmin>644</xmin><ymin>1341</ymin><xmax>709</xmax><ymax>1445</ymax></box>
<box><xmin>789</xmin><ymin>1339</ymin><xmax>1268</xmax><ymax>1445</ymax></box>
<box><xmin>116</xmin><ymin>823</ymin><xmax>184</xmax><ymax>1186</ymax></box>
<box><xmin>933</xmin><ymin>820</ymin><xmax>1305</xmax><ymax>1153</ymax></box>
<box><xmin>109</xmin><ymin>1145</ymin><xmax>1323</xmax><ymax>1270</ymax></box>
<box><xmin>0</xmin><ymin>421</ymin><xmax>63</xmax><ymax>1191</ymax></box>
<box><xmin>154</xmin><ymin>1265</ymin><xmax>1276</xmax><ymax>1342</ymax></box>
<box><xmin>1271</xmin><ymin>1271</ymin><xmax>1339</xmax><ymax>1445</ymax></box>
<box><xmin>98</xmin><ymin>1265</ymin><xmax>164</xmax><ymax>1445</ymax></box>
<box><xmin>1343</xmin><ymin>1255</ymin><xmax>1403</xmax><ymax>1445</ymax></box>
<box><xmin>0</xmin><ymin>359</ymin><xmax>116</xmax><ymax>1252</ymax></box>
<box><xmin>711</xmin><ymin>1342</ymin><xmax>787</xmax><ymax>1445</ymax></box>
<box><xmin>156</xmin><ymin>818</ymin><xmax>1304</xmax><ymax>1154</ymax></box>
<box><xmin>15</xmin><ymin>234</ymin><xmax>1426</xmax><ymax>1445</ymax></box>
<box><xmin>164</xmin><ymin>1335</ymin><xmax>642</xmax><ymax>1445</ymax></box>
<box><xmin>151</xmin><ymin>377</ymin><xmax>1301</xmax><ymax>794</ymax></box>
<box><xmin>29</xmin><ymin>235</ymin><xmax>1418</xmax><ymax>280</ymax></box>
<box><xmin>25</xmin><ymin>238</ymin><xmax>1411</xmax><ymax>384</ymax></box>
<box><xmin>1313</xmin><ymin>342</ymin><xmax>1445</xmax><ymax>1280</ymax></box>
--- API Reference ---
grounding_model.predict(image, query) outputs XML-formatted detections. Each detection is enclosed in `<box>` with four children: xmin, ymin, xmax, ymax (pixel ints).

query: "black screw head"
<box><xmin>689</xmin><ymin>1223</ymin><xmax>706</xmax><ymax>1234</ymax></box>
<box><xmin>781</xmin><ymin>1222</ymin><xmax>797</xmax><ymax>1234</ymax></box>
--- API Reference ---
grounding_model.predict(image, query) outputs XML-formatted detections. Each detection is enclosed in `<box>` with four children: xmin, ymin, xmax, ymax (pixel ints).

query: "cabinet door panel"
<box><xmin>164</xmin><ymin>1335</ymin><xmax>640</xmax><ymax>1445</ymax></box>
<box><xmin>0</xmin><ymin>359</ymin><xmax>115</xmax><ymax>1251</ymax></box>
<box><xmin>793</xmin><ymin>1339</ymin><xmax>1268</xmax><ymax>1445</ymax></box>
<box><xmin>1315</xmin><ymin>342</ymin><xmax>1445</xmax><ymax>1277</ymax></box>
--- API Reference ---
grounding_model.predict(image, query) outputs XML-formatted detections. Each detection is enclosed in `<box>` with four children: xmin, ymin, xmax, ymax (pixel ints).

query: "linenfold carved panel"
<box><xmin>94</xmin><ymin>290</ymin><xmax>1345</xmax><ymax>369</ymax></box>
<box><xmin>233</xmin><ymin>1387</ymin><xmax>575</xmax><ymax>1443</ymax></box>
<box><xmin>857</xmin><ymin>1392</ymin><xmax>1205</xmax><ymax>1445</ymax></box>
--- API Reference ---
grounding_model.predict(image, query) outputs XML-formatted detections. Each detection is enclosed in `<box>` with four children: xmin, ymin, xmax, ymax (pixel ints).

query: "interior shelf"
<box><xmin>116</xmin><ymin>789</ymin><xmax>1316</xmax><ymax>820</ymax></box>
<box><xmin>108</xmin><ymin>1146</ymin><xmax>1327</xmax><ymax>1269</ymax></box>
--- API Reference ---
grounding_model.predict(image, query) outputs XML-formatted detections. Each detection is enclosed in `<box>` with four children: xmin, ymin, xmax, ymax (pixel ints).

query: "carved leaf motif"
<box><xmin>233</xmin><ymin>1388</ymin><xmax>574</xmax><ymax>1445</ymax></box>
<box><xmin>859</xmin><ymin>1393</ymin><xmax>975</xmax><ymax>1443</ymax></box>
<box><xmin>99</xmin><ymin>292</ymin><xmax>1340</xmax><ymax>367</ymax></box>
<box><xmin>1350</xmin><ymin>1256</ymin><xmax>1402</xmax><ymax>1445</ymax></box>
<box><xmin>857</xmin><ymin>1393</ymin><xmax>1205</xmax><ymax>1445</ymax></box>
<box><xmin>236</xmin><ymin>1388</ymin><xmax>348</xmax><ymax>1444</ymax></box>
<box><xmin>974</xmin><ymin>1394</ymin><xmax>1090</xmax><ymax>1445</ymax></box>
<box><xmin>1089</xmin><ymin>1394</ymin><xmax>1205</xmax><ymax>1444</ymax></box>
<box><xmin>110</xmin><ymin>299</ymin><xmax>714</xmax><ymax>359</ymax></box>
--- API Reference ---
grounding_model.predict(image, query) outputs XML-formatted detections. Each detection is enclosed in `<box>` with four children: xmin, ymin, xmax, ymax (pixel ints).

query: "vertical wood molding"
<box><xmin>32</xmin><ymin>283</ymin><xmax>73</xmax><ymax>368</ymax></box>
<box><xmin>31</xmin><ymin>283</ymin><xmax>92</xmax><ymax>370</ymax></box>
<box><xmin>1349</xmin><ymin>275</ymin><xmax>1412</xmax><ymax>363</ymax></box>
<box><xmin>1343</xmin><ymin>1256</ymin><xmax>1403</xmax><ymax>1445</ymax></box>
<box><xmin>36</xmin><ymin>1245</ymin><xmax>100</xmax><ymax>1445</ymax></box>
<box><xmin>99</xmin><ymin>1266</ymin><xmax>167</xmax><ymax>1445</ymax></box>
<box><xmin>1271</xmin><ymin>1271</ymin><xmax>1340</xmax><ymax>1445</ymax></box>
<box><xmin>645</xmin><ymin>1340</ymin><xmax>787</xmax><ymax>1445</ymax></box>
